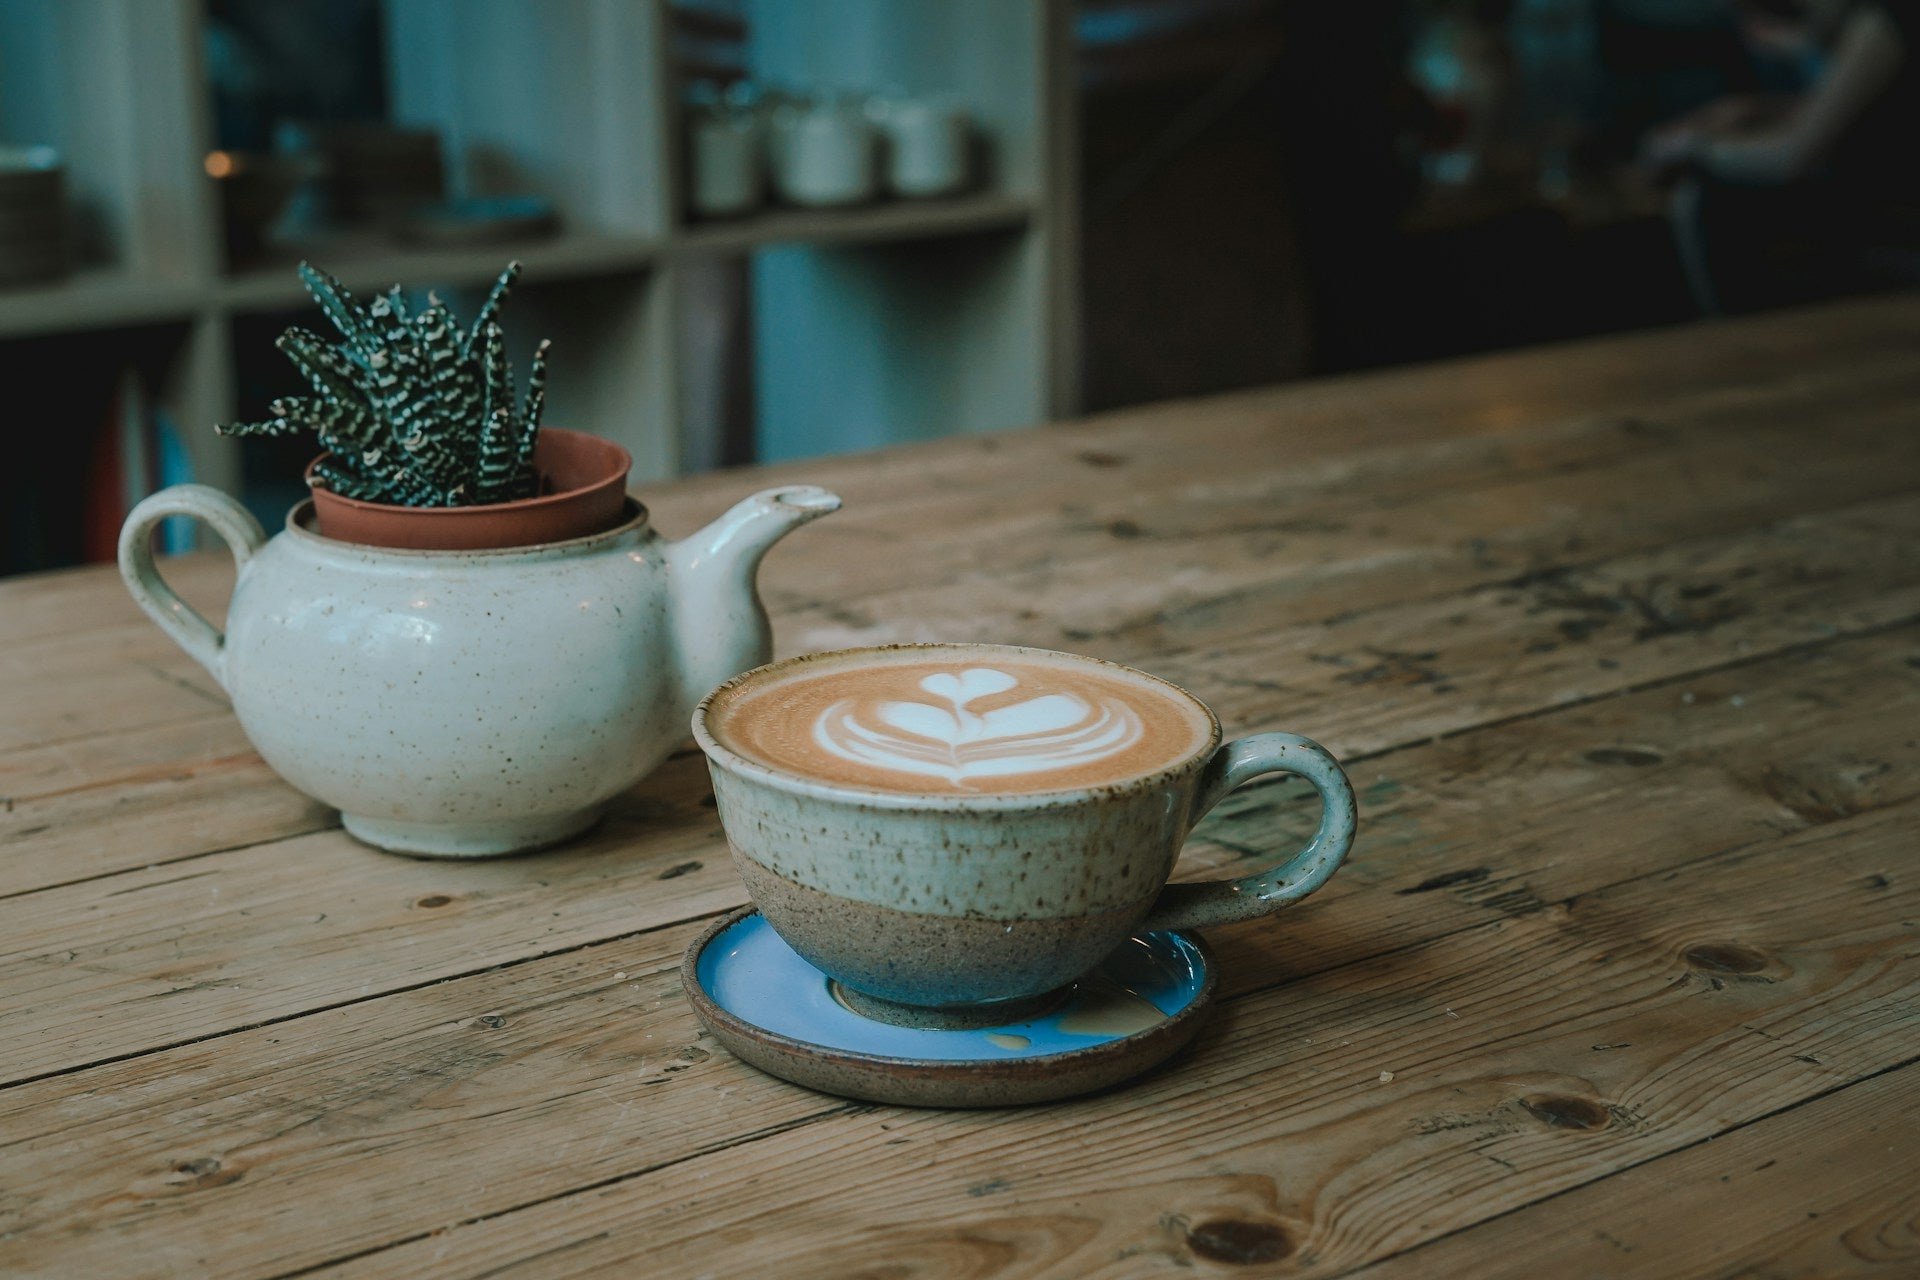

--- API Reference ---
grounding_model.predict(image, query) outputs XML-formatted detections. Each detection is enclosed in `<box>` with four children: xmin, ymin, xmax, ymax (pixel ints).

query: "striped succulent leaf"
<box><xmin>512</xmin><ymin>338</ymin><xmax>552</xmax><ymax>492</ymax></box>
<box><xmin>470</xmin><ymin>320</ymin><xmax>529</xmax><ymax>500</ymax></box>
<box><xmin>297</xmin><ymin>263</ymin><xmax>376</xmax><ymax>350</ymax></box>
<box><xmin>360</xmin><ymin>293</ymin><xmax>429</xmax><ymax>435</ymax></box>
<box><xmin>412</xmin><ymin>298</ymin><xmax>466</xmax><ymax>440</ymax></box>
<box><xmin>478</xmin><ymin>321</ymin><xmax>515</xmax><ymax>459</ymax></box>
<box><xmin>229</xmin><ymin>260</ymin><xmax>557</xmax><ymax>509</ymax></box>
<box><xmin>269</xmin><ymin>395</ymin><xmax>381</xmax><ymax>457</ymax></box>
<box><xmin>275</xmin><ymin>329</ymin><xmax>381</xmax><ymax>432</ymax></box>
<box><xmin>215</xmin><ymin>415</ymin><xmax>303</xmax><ymax>438</ymax></box>
<box><xmin>464</xmin><ymin>262</ymin><xmax>521</xmax><ymax>360</ymax></box>
<box><xmin>398</xmin><ymin>300</ymin><xmax>480</xmax><ymax>489</ymax></box>
<box><xmin>473</xmin><ymin>403</ymin><xmax>522</xmax><ymax>504</ymax></box>
<box><xmin>397</xmin><ymin>421</ymin><xmax>470</xmax><ymax>493</ymax></box>
<box><xmin>310</xmin><ymin>459</ymin><xmax>391</xmax><ymax>502</ymax></box>
<box><xmin>389</xmin><ymin>463</ymin><xmax>457</xmax><ymax>507</ymax></box>
<box><xmin>520</xmin><ymin>339</ymin><xmax>552</xmax><ymax>435</ymax></box>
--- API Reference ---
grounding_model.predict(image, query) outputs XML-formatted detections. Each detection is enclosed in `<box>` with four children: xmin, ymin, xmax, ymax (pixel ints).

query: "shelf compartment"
<box><xmin>385</xmin><ymin>0</ymin><xmax>670</xmax><ymax>239</ymax></box>
<box><xmin>0</xmin><ymin>0</ymin><xmax>217</xmax><ymax>282</ymax></box>
<box><xmin>752</xmin><ymin>229</ymin><xmax>1045</xmax><ymax>463</ymax></box>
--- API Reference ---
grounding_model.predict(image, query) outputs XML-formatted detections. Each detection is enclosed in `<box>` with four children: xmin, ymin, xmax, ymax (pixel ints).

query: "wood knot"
<box><xmin>414</xmin><ymin>894</ymin><xmax>452</xmax><ymax>909</ymax></box>
<box><xmin>1185</xmin><ymin>1219</ymin><xmax>1294</xmax><ymax>1265</ymax></box>
<box><xmin>163</xmin><ymin>1155</ymin><xmax>242</xmax><ymax>1189</ymax></box>
<box><xmin>1683</xmin><ymin>942</ymin><xmax>1768</xmax><ymax>974</ymax></box>
<box><xmin>1519</xmin><ymin>1094</ymin><xmax>1610</xmax><ymax>1131</ymax></box>
<box><xmin>477</xmin><ymin>1013</ymin><xmax>506</xmax><ymax>1029</ymax></box>
<box><xmin>1583</xmin><ymin>746</ymin><xmax>1664</xmax><ymax>767</ymax></box>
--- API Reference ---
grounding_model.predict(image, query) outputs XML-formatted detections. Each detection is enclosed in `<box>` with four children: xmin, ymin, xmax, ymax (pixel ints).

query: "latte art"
<box><xmin>813</xmin><ymin>667</ymin><xmax>1146</xmax><ymax>787</ymax></box>
<box><xmin>704</xmin><ymin>647</ymin><xmax>1215</xmax><ymax>796</ymax></box>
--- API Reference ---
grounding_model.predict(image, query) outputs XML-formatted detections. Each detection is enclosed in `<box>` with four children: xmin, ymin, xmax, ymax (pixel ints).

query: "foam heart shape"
<box><xmin>920</xmin><ymin>667</ymin><xmax>1017</xmax><ymax>708</ymax></box>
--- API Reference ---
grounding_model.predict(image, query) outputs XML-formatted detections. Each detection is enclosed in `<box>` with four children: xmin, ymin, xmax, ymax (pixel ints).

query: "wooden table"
<box><xmin>4</xmin><ymin>293</ymin><xmax>1918</xmax><ymax>1278</ymax></box>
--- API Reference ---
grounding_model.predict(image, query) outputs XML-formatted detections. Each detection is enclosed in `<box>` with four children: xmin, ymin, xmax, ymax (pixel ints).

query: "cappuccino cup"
<box><xmin>692</xmin><ymin>644</ymin><xmax>1355</xmax><ymax>1026</ymax></box>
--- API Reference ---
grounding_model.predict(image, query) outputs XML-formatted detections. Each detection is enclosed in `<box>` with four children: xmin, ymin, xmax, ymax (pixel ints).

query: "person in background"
<box><xmin>1640</xmin><ymin>0</ymin><xmax>1918</xmax><ymax>312</ymax></box>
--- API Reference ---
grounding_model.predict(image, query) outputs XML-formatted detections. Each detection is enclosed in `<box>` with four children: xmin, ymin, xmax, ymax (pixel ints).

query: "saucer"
<box><xmin>681</xmin><ymin>908</ymin><xmax>1217</xmax><ymax>1107</ymax></box>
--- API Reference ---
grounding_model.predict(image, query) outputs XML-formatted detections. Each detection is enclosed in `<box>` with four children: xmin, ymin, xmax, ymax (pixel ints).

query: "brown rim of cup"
<box><xmin>690</xmin><ymin>642</ymin><xmax>1225</xmax><ymax>813</ymax></box>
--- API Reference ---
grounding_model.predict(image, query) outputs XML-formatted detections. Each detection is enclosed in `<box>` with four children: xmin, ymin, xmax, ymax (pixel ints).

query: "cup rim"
<box><xmin>691</xmin><ymin>642</ymin><xmax>1224</xmax><ymax>812</ymax></box>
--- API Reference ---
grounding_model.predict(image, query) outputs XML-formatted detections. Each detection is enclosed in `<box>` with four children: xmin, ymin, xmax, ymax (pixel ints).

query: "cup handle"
<box><xmin>117</xmin><ymin>484</ymin><xmax>265</xmax><ymax>689</ymax></box>
<box><xmin>1140</xmin><ymin>732</ymin><xmax>1356</xmax><ymax>933</ymax></box>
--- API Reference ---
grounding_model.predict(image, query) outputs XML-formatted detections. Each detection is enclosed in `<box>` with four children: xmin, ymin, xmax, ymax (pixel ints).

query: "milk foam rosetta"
<box><xmin>710</xmin><ymin>654</ymin><xmax>1213</xmax><ymax>794</ymax></box>
<box><xmin>816</xmin><ymin>665</ymin><xmax>1144</xmax><ymax>785</ymax></box>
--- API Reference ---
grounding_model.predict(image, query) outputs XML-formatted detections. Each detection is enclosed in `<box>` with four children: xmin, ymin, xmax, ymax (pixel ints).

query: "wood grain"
<box><xmin>1</xmin><ymin>490</ymin><xmax>1913</xmax><ymax>1083</ymax></box>
<box><xmin>0</xmin><ymin>628</ymin><xmax>1911</xmax><ymax>1278</ymax></box>
<box><xmin>0</xmin><ymin>623</ymin><xmax>228</xmax><ymax>755</ymax></box>
<box><xmin>631</xmin><ymin>289</ymin><xmax>1920</xmax><ymax>556</ymax></box>
<box><xmin>8</xmin><ymin>304</ymin><xmax>1918</xmax><ymax>755</ymax></box>
<box><xmin>2</xmin><ymin>295</ymin><xmax>1917</xmax><ymax>1279</ymax></box>
<box><xmin>0</xmin><ymin>717</ymin><xmax>330</xmax><ymax>898</ymax></box>
<box><xmin>308</xmin><ymin>798</ymin><xmax>1918</xmax><ymax>1279</ymax></box>
<box><xmin>1347</xmin><ymin>1060</ymin><xmax>1920</xmax><ymax>1279</ymax></box>
<box><xmin>0</xmin><ymin>548</ymin><xmax>237</xmax><ymax>648</ymax></box>
<box><xmin>765</xmin><ymin>361</ymin><xmax>1920</xmax><ymax>655</ymax></box>
<box><xmin>4</xmin><ymin>315</ymin><xmax>1912</xmax><ymax>887</ymax></box>
<box><xmin>3</xmin><ymin>418</ymin><xmax>1915</xmax><ymax>896</ymax></box>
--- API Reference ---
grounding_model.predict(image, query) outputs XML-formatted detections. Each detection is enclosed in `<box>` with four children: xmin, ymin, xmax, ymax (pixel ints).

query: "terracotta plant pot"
<box><xmin>306</xmin><ymin>427</ymin><xmax>632</xmax><ymax>550</ymax></box>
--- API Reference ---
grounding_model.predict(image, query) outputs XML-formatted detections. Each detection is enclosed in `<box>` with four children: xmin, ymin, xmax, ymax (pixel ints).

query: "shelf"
<box><xmin>0</xmin><ymin>0</ymin><xmax>1073</xmax><ymax>576</ymax></box>
<box><xmin>0</xmin><ymin>271</ymin><xmax>204</xmax><ymax>340</ymax></box>
<box><xmin>217</xmin><ymin>232</ymin><xmax>662</xmax><ymax>313</ymax></box>
<box><xmin>0</xmin><ymin>198</ymin><xmax>1029</xmax><ymax>337</ymax></box>
<box><xmin>676</xmin><ymin>194</ymin><xmax>1033</xmax><ymax>255</ymax></box>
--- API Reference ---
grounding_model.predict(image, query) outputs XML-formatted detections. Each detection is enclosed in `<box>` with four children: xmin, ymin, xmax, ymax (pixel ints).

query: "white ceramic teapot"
<box><xmin>118</xmin><ymin>483</ymin><xmax>839</xmax><ymax>857</ymax></box>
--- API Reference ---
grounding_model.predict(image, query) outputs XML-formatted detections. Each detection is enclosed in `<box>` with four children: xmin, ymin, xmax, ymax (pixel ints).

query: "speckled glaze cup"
<box><xmin>692</xmin><ymin>644</ymin><xmax>1356</xmax><ymax>1027</ymax></box>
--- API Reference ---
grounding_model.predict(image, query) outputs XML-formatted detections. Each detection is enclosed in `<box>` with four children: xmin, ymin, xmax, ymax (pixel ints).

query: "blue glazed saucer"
<box><xmin>682</xmin><ymin>908</ymin><xmax>1217</xmax><ymax>1107</ymax></box>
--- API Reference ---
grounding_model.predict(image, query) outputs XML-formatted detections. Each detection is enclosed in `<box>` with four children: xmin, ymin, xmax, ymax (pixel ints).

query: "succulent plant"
<box><xmin>219</xmin><ymin>260</ymin><xmax>552</xmax><ymax>507</ymax></box>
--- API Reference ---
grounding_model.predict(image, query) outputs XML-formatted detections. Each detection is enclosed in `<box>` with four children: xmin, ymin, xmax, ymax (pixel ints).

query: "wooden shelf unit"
<box><xmin>0</xmin><ymin>0</ymin><xmax>1076</xmax><ymax>557</ymax></box>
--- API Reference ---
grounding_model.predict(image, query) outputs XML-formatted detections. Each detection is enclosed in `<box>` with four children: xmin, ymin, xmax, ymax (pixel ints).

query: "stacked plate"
<box><xmin>0</xmin><ymin>146</ymin><xmax>70</xmax><ymax>288</ymax></box>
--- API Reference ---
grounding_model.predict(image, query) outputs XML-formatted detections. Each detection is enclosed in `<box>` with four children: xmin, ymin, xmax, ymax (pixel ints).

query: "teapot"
<box><xmin>118</xmin><ymin>483</ymin><xmax>840</xmax><ymax>857</ymax></box>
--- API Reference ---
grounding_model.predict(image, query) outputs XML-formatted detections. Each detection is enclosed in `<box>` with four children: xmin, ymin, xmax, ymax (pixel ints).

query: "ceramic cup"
<box><xmin>692</xmin><ymin>643</ymin><xmax>1355</xmax><ymax>1027</ymax></box>
<box><xmin>871</xmin><ymin>96</ymin><xmax>971</xmax><ymax>198</ymax></box>
<box><xmin>689</xmin><ymin>100</ymin><xmax>765</xmax><ymax>218</ymax></box>
<box><xmin>773</xmin><ymin>99</ymin><xmax>877</xmax><ymax>207</ymax></box>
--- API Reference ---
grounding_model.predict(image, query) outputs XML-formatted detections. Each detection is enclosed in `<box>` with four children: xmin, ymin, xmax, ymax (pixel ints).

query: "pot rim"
<box><xmin>303</xmin><ymin>427</ymin><xmax>633</xmax><ymax>551</ymax></box>
<box><xmin>285</xmin><ymin>496</ymin><xmax>651</xmax><ymax>557</ymax></box>
<box><xmin>303</xmin><ymin>426</ymin><xmax>629</xmax><ymax>518</ymax></box>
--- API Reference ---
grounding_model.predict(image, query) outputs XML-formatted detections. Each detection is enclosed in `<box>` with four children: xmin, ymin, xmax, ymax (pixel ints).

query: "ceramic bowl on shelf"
<box><xmin>0</xmin><ymin>146</ymin><xmax>70</xmax><ymax>288</ymax></box>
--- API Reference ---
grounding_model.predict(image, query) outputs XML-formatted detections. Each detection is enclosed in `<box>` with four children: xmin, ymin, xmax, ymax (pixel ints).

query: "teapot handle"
<box><xmin>117</xmin><ymin>485</ymin><xmax>265</xmax><ymax>689</ymax></box>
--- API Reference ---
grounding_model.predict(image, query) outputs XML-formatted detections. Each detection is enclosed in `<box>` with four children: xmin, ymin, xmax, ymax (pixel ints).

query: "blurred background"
<box><xmin>3</xmin><ymin>0</ymin><xmax>1915</xmax><ymax>574</ymax></box>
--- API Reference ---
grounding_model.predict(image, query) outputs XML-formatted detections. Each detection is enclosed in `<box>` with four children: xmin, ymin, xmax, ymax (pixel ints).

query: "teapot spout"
<box><xmin>665</xmin><ymin>485</ymin><xmax>841</xmax><ymax>716</ymax></box>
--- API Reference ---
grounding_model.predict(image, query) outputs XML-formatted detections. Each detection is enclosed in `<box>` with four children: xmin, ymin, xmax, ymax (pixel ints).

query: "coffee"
<box><xmin>706</xmin><ymin>647</ymin><xmax>1213</xmax><ymax>795</ymax></box>
<box><xmin>693</xmin><ymin>642</ymin><xmax>1356</xmax><ymax>1020</ymax></box>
